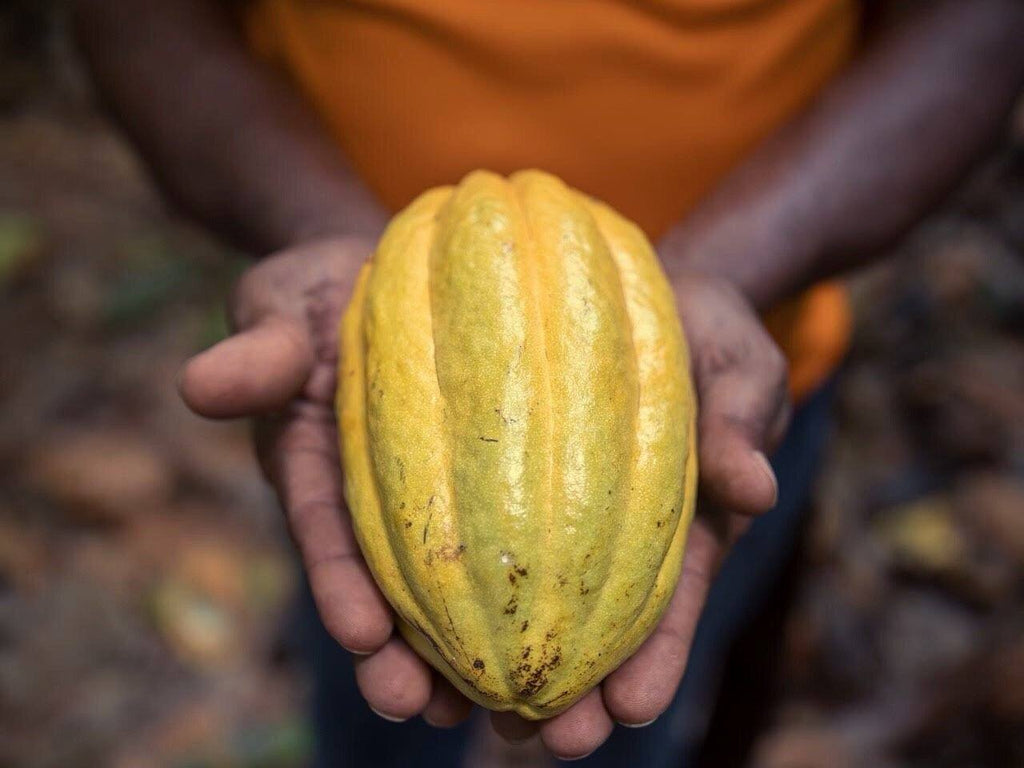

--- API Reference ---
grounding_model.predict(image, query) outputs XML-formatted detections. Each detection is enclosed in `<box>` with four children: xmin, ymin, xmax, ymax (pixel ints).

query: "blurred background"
<box><xmin>1</xmin><ymin>2</ymin><xmax>1023</xmax><ymax>767</ymax></box>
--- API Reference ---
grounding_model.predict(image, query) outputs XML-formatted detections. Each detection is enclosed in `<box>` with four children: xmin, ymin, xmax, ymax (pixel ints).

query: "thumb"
<box><xmin>699</xmin><ymin>415</ymin><xmax>779</xmax><ymax>515</ymax></box>
<box><xmin>178</xmin><ymin>315</ymin><xmax>314</xmax><ymax>419</ymax></box>
<box><xmin>694</xmin><ymin>366</ymin><xmax>787</xmax><ymax>517</ymax></box>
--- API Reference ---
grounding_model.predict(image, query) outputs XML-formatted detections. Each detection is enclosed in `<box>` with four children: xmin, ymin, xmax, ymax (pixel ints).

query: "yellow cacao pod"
<box><xmin>337</xmin><ymin>170</ymin><xmax>697</xmax><ymax>720</ymax></box>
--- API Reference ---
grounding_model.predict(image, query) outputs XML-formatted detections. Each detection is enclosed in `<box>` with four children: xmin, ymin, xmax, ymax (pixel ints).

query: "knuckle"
<box><xmin>305</xmin><ymin>549</ymin><xmax>359</xmax><ymax>577</ymax></box>
<box><xmin>287</xmin><ymin>495</ymin><xmax>336</xmax><ymax>532</ymax></box>
<box><xmin>281</xmin><ymin>430</ymin><xmax>338</xmax><ymax>468</ymax></box>
<box><xmin>678</xmin><ymin>557</ymin><xmax>714</xmax><ymax>598</ymax></box>
<box><xmin>695</xmin><ymin>341</ymin><xmax>747</xmax><ymax>380</ymax></box>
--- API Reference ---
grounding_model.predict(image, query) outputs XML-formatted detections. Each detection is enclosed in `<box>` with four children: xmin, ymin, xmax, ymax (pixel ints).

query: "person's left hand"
<box><xmin>488</xmin><ymin>269</ymin><xmax>791</xmax><ymax>759</ymax></box>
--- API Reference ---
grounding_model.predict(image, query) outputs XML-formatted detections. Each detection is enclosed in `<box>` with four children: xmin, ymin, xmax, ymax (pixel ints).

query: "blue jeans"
<box><xmin>297</xmin><ymin>382</ymin><xmax>835</xmax><ymax>767</ymax></box>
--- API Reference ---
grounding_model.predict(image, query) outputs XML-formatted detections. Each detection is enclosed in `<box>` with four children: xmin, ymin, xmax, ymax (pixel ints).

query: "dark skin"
<box><xmin>75</xmin><ymin>0</ymin><xmax>1024</xmax><ymax>759</ymax></box>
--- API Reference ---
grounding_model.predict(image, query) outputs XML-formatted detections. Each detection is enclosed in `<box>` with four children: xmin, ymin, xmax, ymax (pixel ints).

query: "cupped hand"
<box><xmin>177</xmin><ymin>240</ymin><xmax>790</xmax><ymax>760</ymax></box>
<box><xmin>177</xmin><ymin>237</ymin><xmax>475</xmax><ymax>727</ymax></box>
<box><xmin>490</xmin><ymin>270</ymin><xmax>791</xmax><ymax>759</ymax></box>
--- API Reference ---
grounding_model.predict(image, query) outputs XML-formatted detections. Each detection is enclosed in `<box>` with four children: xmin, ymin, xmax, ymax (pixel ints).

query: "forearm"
<box><xmin>661</xmin><ymin>0</ymin><xmax>1024</xmax><ymax>310</ymax></box>
<box><xmin>73</xmin><ymin>0</ymin><xmax>387</xmax><ymax>253</ymax></box>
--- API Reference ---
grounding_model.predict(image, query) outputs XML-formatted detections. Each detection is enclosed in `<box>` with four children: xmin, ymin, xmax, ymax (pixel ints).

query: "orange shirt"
<box><xmin>245</xmin><ymin>0</ymin><xmax>858</xmax><ymax>400</ymax></box>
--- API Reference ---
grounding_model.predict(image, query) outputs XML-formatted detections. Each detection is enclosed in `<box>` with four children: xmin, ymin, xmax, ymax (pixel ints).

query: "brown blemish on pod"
<box><xmin>436</xmin><ymin>543</ymin><xmax>466</xmax><ymax>561</ymax></box>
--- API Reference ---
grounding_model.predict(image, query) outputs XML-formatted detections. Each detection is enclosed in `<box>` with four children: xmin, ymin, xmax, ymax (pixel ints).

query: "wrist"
<box><xmin>659</xmin><ymin>183</ymin><xmax>826</xmax><ymax>312</ymax></box>
<box><xmin>281</xmin><ymin>213</ymin><xmax>377</xmax><ymax>253</ymax></box>
<box><xmin>267</xmin><ymin>233</ymin><xmax>379</xmax><ymax>270</ymax></box>
<box><xmin>279</xmin><ymin>189</ymin><xmax>389</xmax><ymax>253</ymax></box>
<box><xmin>239</xmin><ymin>184</ymin><xmax>388</xmax><ymax>257</ymax></box>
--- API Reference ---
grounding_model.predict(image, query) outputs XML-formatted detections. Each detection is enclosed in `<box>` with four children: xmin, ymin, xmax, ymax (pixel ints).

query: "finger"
<box><xmin>602</xmin><ymin>521</ymin><xmax>720</xmax><ymax>726</ymax></box>
<box><xmin>490</xmin><ymin>711</ymin><xmax>540</xmax><ymax>744</ymax></box>
<box><xmin>354</xmin><ymin>636</ymin><xmax>433</xmax><ymax>722</ymax></box>
<box><xmin>699</xmin><ymin>425</ymin><xmax>779</xmax><ymax>515</ymax></box>
<box><xmin>260</xmin><ymin>402</ymin><xmax>393</xmax><ymax>654</ymax></box>
<box><xmin>178</xmin><ymin>315</ymin><xmax>314</xmax><ymax>419</ymax></box>
<box><xmin>539</xmin><ymin>687</ymin><xmax>614</xmax><ymax>761</ymax></box>
<box><xmin>676</xmin><ymin>278</ymin><xmax>789</xmax><ymax>514</ymax></box>
<box><xmin>693</xmin><ymin>350</ymin><xmax>787</xmax><ymax>515</ymax></box>
<box><xmin>422</xmin><ymin>674</ymin><xmax>474</xmax><ymax>728</ymax></box>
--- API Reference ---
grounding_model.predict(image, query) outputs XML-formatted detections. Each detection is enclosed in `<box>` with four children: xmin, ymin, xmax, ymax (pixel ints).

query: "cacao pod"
<box><xmin>337</xmin><ymin>170</ymin><xmax>697</xmax><ymax>719</ymax></box>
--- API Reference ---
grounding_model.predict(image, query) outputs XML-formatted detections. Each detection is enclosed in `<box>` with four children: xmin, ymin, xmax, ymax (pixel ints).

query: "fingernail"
<box><xmin>558</xmin><ymin>749</ymin><xmax>598</xmax><ymax>762</ymax></box>
<box><xmin>369</xmin><ymin>706</ymin><xmax>408</xmax><ymax>723</ymax></box>
<box><xmin>753</xmin><ymin>451</ymin><xmax>778</xmax><ymax>508</ymax></box>
<box><xmin>344</xmin><ymin>646</ymin><xmax>374</xmax><ymax>656</ymax></box>
<box><xmin>619</xmin><ymin>717</ymin><xmax>657</xmax><ymax>729</ymax></box>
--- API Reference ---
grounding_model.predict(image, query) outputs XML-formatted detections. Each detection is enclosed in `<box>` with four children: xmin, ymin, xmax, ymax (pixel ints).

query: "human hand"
<box><xmin>489</xmin><ymin>270</ymin><xmax>791</xmax><ymax>759</ymax></box>
<box><xmin>177</xmin><ymin>237</ymin><xmax>476</xmax><ymax>727</ymax></box>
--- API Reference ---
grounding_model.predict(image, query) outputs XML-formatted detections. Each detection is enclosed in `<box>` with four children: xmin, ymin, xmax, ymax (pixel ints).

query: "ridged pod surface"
<box><xmin>337</xmin><ymin>170</ymin><xmax>697</xmax><ymax>719</ymax></box>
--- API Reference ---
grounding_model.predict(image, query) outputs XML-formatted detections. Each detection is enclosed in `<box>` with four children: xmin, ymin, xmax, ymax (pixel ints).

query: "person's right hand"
<box><xmin>176</xmin><ymin>236</ymin><xmax>477</xmax><ymax>728</ymax></box>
